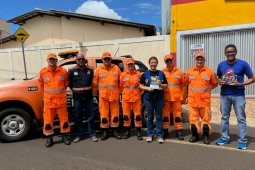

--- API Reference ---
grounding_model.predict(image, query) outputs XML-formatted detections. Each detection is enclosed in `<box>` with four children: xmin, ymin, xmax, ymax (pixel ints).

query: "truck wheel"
<box><xmin>142</xmin><ymin>106</ymin><xmax>156</xmax><ymax>127</ymax></box>
<box><xmin>0</xmin><ymin>108</ymin><xmax>32</xmax><ymax>142</ymax></box>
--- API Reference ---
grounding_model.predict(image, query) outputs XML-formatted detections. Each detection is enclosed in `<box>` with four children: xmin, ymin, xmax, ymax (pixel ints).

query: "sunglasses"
<box><xmin>77</xmin><ymin>58</ymin><xmax>85</xmax><ymax>61</ymax></box>
<box><xmin>104</xmin><ymin>58</ymin><xmax>111</xmax><ymax>61</ymax></box>
<box><xmin>165</xmin><ymin>59</ymin><xmax>172</xmax><ymax>63</ymax></box>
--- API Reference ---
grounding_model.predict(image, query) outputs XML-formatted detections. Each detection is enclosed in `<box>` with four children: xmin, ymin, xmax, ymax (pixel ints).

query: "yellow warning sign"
<box><xmin>14</xmin><ymin>27</ymin><xmax>29</xmax><ymax>43</ymax></box>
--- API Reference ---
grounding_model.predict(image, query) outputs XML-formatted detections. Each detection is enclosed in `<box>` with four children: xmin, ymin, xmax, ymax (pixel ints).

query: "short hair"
<box><xmin>148</xmin><ymin>56</ymin><xmax>158</xmax><ymax>63</ymax></box>
<box><xmin>225</xmin><ymin>44</ymin><xmax>237</xmax><ymax>52</ymax></box>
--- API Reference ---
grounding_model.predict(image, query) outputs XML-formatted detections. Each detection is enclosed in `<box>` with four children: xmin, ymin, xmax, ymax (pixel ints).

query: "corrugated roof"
<box><xmin>7</xmin><ymin>9</ymin><xmax>156</xmax><ymax>36</ymax></box>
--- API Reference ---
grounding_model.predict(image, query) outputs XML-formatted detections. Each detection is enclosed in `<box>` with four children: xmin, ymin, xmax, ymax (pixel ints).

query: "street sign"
<box><xmin>14</xmin><ymin>27</ymin><xmax>29</xmax><ymax>43</ymax></box>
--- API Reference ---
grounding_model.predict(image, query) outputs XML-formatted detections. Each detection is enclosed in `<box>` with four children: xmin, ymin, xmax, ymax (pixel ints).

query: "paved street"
<box><xmin>1</xmin><ymin>122</ymin><xmax>255</xmax><ymax>170</ymax></box>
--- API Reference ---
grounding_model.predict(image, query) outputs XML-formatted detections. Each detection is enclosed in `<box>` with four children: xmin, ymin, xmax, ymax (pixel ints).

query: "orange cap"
<box><xmin>126</xmin><ymin>58</ymin><xmax>135</xmax><ymax>65</ymax></box>
<box><xmin>164</xmin><ymin>54</ymin><xmax>173</xmax><ymax>61</ymax></box>
<box><xmin>47</xmin><ymin>53</ymin><xmax>57</xmax><ymax>59</ymax></box>
<box><xmin>195</xmin><ymin>53</ymin><xmax>205</xmax><ymax>58</ymax></box>
<box><xmin>102</xmin><ymin>52</ymin><xmax>112</xmax><ymax>59</ymax></box>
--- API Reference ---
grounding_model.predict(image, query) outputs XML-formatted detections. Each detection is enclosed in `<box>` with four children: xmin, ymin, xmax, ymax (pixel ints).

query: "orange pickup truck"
<box><xmin>0</xmin><ymin>51</ymin><xmax>149</xmax><ymax>142</ymax></box>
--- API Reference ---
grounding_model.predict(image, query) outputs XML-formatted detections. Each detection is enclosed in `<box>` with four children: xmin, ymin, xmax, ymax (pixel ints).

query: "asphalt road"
<box><xmin>1</xmin><ymin>122</ymin><xmax>255</xmax><ymax>170</ymax></box>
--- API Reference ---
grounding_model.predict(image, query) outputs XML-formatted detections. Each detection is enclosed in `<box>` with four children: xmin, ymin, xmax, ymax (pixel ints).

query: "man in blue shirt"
<box><xmin>216</xmin><ymin>44</ymin><xmax>255</xmax><ymax>150</ymax></box>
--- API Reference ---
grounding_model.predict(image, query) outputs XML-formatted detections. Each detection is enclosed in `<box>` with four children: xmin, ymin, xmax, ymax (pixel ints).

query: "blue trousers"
<box><xmin>143</xmin><ymin>97</ymin><xmax>164</xmax><ymax>138</ymax></box>
<box><xmin>220</xmin><ymin>95</ymin><xmax>247</xmax><ymax>144</ymax></box>
<box><xmin>74</xmin><ymin>98</ymin><xmax>96</xmax><ymax>138</ymax></box>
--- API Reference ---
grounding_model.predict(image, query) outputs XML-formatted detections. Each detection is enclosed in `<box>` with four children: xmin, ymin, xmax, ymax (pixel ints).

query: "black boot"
<box><xmin>203</xmin><ymin>133</ymin><xmax>210</xmax><ymax>145</ymax></box>
<box><xmin>202</xmin><ymin>124</ymin><xmax>210</xmax><ymax>145</ymax></box>
<box><xmin>163</xmin><ymin>129</ymin><xmax>169</xmax><ymax>138</ymax></box>
<box><xmin>112</xmin><ymin>128</ymin><xmax>122</xmax><ymax>140</ymax></box>
<box><xmin>122</xmin><ymin>128</ymin><xmax>130</xmax><ymax>139</ymax></box>
<box><xmin>176</xmin><ymin>130</ymin><xmax>184</xmax><ymax>140</ymax></box>
<box><xmin>136</xmin><ymin>128</ymin><xmax>143</xmax><ymax>140</ymax></box>
<box><xmin>62</xmin><ymin>133</ymin><xmax>71</xmax><ymax>145</ymax></box>
<box><xmin>101</xmin><ymin>129</ymin><xmax>109</xmax><ymax>141</ymax></box>
<box><xmin>45</xmin><ymin>135</ymin><xmax>53</xmax><ymax>147</ymax></box>
<box><xmin>189</xmin><ymin>132</ymin><xmax>199</xmax><ymax>143</ymax></box>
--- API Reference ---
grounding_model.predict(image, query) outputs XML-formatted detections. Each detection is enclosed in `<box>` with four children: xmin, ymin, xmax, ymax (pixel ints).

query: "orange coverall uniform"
<box><xmin>120</xmin><ymin>70</ymin><xmax>142</xmax><ymax>128</ymax></box>
<box><xmin>38</xmin><ymin>66</ymin><xmax>70</xmax><ymax>135</ymax></box>
<box><xmin>185</xmin><ymin>66</ymin><xmax>218</xmax><ymax>134</ymax></box>
<box><xmin>162</xmin><ymin>67</ymin><xmax>185</xmax><ymax>130</ymax></box>
<box><xmin>93</xmin><ymin>64</ymin><xmax>121</xmax><ymax>128</ymax></box>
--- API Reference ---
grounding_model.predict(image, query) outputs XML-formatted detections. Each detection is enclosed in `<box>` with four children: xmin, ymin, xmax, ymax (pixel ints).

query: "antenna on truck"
<box><xmin>114</xmin><ymin>47</ymin><xmax>119</xmax><ymax>57</ymax></box>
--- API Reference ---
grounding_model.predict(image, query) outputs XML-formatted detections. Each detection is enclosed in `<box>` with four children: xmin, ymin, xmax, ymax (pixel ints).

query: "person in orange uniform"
<box><xmin>185</xmin><ymin>53</ymin><xmax>218</xmax><ymax>145</ymax></box>
<box><xmin>38</xmin><ymin>53</ymin><xmax>71</xmax><ymax>147</ymax></box>
<box><xmin>120</xmin><ymin>58</ymin><xmax>143</xmax><ymax>140</ymax></box>
<box><xmin>93</xmin><ymin>52</ymin><xmax>122</xmax><ymax>140</ymax></box>
<box><xmin>162</xmin><ymin>54</ymin><xmax>185</xmax><ymax>140</ymax></box>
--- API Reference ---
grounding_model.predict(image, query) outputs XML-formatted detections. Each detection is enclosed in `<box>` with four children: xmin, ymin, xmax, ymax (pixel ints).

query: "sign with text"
<box><xmin>190</xmin><ymin>44</ymin><xmax>204</xmax><ymax>57</ymax></box>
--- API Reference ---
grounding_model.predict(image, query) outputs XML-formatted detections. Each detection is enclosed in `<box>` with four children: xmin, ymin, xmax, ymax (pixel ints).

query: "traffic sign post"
<box><xmin>14</xmin><ymin>27</ymin><xmax>30</xmax><ymax>79</ymax></box>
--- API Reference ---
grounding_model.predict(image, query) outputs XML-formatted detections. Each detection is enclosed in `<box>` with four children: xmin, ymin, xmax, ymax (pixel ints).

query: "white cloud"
<box><xmin>75</xmin><ymin>0</ymin><xmax>123</xmax><ymax>20</ymax></box>
<box><xmin>134</xmin><ymin>3</ymin><xmax>160</xmax><ymax>10</ymax></box>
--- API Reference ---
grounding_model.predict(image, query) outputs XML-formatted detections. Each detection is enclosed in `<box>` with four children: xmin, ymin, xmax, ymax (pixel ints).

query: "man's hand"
<box><xmin>148</xmin><ymin>88</ymin><xmax>154</xmax><ymax>92</ymax></box>
<box><xmin>218</xmin><ymin>78</ymin><xmax>225</xmax><ymax>85</ymax></box>
<box><xmin>229</xmin><ymin>80</ymin><xmax>242</xmax><ymax>86</ymax></box>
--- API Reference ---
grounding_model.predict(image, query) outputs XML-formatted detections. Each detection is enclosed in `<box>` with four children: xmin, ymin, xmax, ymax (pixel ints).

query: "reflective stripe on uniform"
<box><xmin>168</xmin><ymin>83</ymin><xmax>179</xmax><ymax>87</ymax></box>
<box><xmin>72</xmin><ymin>86</ymin><xmax>92</xmax><ymax>91</ymax></box>
<box><xmin>188</xmin><ymin>86</ymin><xmax>212</xmax><ymax>92</ymax></box>
<box><xmin>44</xmin><ymin>87</ymin><xmax>66</xmax><ymax>93</ymax></box>
<box><xmin>98</xmin><ymin>84</ymin><xmax>118</xmax><ymax>88</ymax></box>
<box><xmin>123</xmin><ymin>85</ymin><xmax>139</xmax><ymax>89</ymax></box>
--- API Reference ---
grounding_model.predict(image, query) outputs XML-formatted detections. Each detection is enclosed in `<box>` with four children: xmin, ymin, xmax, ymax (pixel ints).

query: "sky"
<box><xmin>0</xmin><ymin>0</ymin><xmax>162</xmax><ymax>34</ymax></box>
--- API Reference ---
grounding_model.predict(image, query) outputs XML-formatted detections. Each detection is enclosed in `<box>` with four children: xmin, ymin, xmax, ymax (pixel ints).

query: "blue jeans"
<box><xmin>143</xmin><ymin>97</ymin><xmax>164</xmax><ymax>138</ymax></box>
<box><xmin>220</xmin><ymin>95</ymin><xmax>247</xmax><ymax>144</ymax></box>
<box><xmin>74</xmin><ymin>98</ymin><xmax>96</xmax><ymax>138</ymax></box>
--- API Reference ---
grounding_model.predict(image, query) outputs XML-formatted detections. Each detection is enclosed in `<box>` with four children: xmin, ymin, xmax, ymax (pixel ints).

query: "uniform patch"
<box><xmin>112</xmin><ymin>72</ymin><xmax>117</xmax><ymax>76</ymax></box>
<box><xmin>99</xmin><ymin>73</ymin><xmax>106</xmax><ymax>77</ymax></box>
<box><xmin>174</xmin><ymin>74</ymin><xmax>180</xmax><ymax>78</ymax></box>
<box><xmin>189</xmin><ymin>76</ymin><xmax>195</xmax><ymax>80</ymax></box>
<box><xmin>134</xmin><ymin>77</ymin><xmax>140</xmax><ymax>81</ymax></box>
<box><xmin>74</xmin><ymin>72</ymin><xmax>78</xmax><ymax>76</ymax></box>
<box><xmin>145</xmin><ymin>79</ymin><xmax>148</xmax><ymax>84</ymax></box>
<box><xmin>58</xmin><ymin>76</ymin><xmax>64</xmax><ymax>80</ymax></box>
<box><xmin>123</xmin><ymin>77</ymin><xmax>129</xmax><ymax>81</ymax></box>
<box><xmin>202</xmin><ymin>76</ymin><xmax>210</xmax><ymax>80</ymax></box>
<box><xmin>43</xmin><ymin>77</ymin><xmax>50</xmax><ymax>82</ymax></box>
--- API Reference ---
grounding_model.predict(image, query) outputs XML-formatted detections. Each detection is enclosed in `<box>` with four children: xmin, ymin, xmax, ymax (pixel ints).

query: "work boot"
<box><xmin>136</xmin><ymin>128</ymin><xmax>143</xmax><ymax>140</ymax></box>
<box><xmin>112</xmin><ymin>128</ymin><xmax>122</xmax><ymax>140</ymax></box>
<box><xmin>189</xmin><ymin>132</ymin><xmax>199</xmax><ymax>143</ymax></box>
<box><xmin>176</xmin><ymin>130</ymin><xmax>184</xmax><ymax>140</ymax></box>
<box><xmin>163</xmin><ymin>129</ymin><xmax>169</xmax><ymax>138</ymax></box>
<box><xmin>101</xmin><ymin>129</ymin><xmax>109</xmax><ymax>141</ymax></box>
<box><xmin>45</xmin><ymin>135</ymin><xmax>53</xmax><ymax>147</ymax></box>
<box><xmin>203</xmin><ymin>133</ymin><xmax>210</xmax><ymax>145</ymax></box>
<box><xmin>122</xmin><ymin>128</ymin><xmax>130</xmax><ymax>139</ymax></box>
<box><xmin>62</xmin><ymin>133</ymin><xmax>71</xmax><ymax>145</ymax></box>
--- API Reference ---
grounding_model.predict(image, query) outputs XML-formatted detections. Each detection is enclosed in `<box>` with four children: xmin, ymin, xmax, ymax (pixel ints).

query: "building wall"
<box><xmin>1</xmin><ymin>15</ymin><xmax>145</xmax><ymax>49</ymax></box>
<box><xmin>0</xmin><ymin>35</ymin><xmax>169</xmax><ymax>82</ymax></box>
<box><xmin>0</xmin><ymin>19</ymin><xmax>10</xmax><ymax>38</ymax></box>
<box><xmin>170</xmin><ymin>0</ymin><xmax>255</xmax><ymax>57</ymax></box>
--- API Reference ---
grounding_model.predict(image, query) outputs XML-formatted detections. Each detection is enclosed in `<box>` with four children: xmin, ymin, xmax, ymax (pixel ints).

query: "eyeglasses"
<box><xmin>104</xmin><ymin>58</ymin><xmax>111</xmax><ymax>61</ymax></box>
<box><xmin>49</xmin><ymin>58</ymin><xmax>56</xmax><ymax>61</ymax></box>
<box><xmin>165</xmin><ymin>59</ymin><xmax>172</xmax><ymax>63</ymax></box>
<box><xmin>77</xmin><ymin>58</ymin><xmax>85</xmax><ymax>61</ymax></box>
<box><xmin>225</xmin><ymin>51</ymin><xmax>236</xmax><ymax>54</ymax></box>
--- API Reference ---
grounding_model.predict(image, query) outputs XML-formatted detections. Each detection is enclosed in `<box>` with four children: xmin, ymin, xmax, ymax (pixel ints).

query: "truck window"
<box><xmin>96</xmin><ymin>59</ymin><xmax>124</xmax><ymax>72</ymax></box>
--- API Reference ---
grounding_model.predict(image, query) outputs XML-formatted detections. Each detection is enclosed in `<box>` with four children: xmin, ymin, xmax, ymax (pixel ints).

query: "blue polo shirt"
<box><xmin>217</xmin><ymin>59</ymin><xmax>253</xmax><ymax>96</ymax></box>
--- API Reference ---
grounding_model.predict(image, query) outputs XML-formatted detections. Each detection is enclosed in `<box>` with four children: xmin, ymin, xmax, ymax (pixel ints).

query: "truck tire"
<box><xmin>141</xmin><ymin>105</ymin><xmax>156</xmax><ymax>127</ymax></box>
<box><xmin>0</xmin><ymin>108</ymin><xmax>32</xmax><ymax>142</ymax></box>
